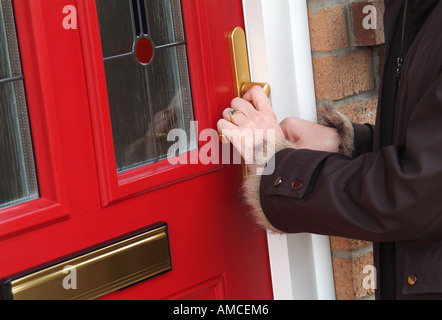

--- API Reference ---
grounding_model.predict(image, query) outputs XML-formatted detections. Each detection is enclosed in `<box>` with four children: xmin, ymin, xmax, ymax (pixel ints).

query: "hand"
<box><xmin>217</xmin><ymin>86</ymin><xmax>285</xmax><ymax>167</ymax></box>
<box><xmin>280</xmin><ymin>117</ymin><xmax>340</xmax><ymax>153</ymax></box>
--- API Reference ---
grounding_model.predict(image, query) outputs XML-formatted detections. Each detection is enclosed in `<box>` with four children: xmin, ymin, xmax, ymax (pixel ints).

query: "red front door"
<box><xmin>0</xmin><ymin>0</ymin><xmax>273</xmax><ymax>300</ymax></box>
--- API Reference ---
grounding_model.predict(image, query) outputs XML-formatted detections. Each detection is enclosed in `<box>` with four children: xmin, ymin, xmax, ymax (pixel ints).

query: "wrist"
<box><xmin>317</xmin><ymin>108</ymin><xmax>355</xmax><ymax>157</ymax></box>
<box><xmin>246</xmin><ymin>138</ymin><xmax>297</xmax><ymax>176</ymax></box>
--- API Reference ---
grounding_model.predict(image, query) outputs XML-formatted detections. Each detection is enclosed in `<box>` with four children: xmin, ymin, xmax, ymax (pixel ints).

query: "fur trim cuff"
<box><xmin>317</xmin><ymin>108</ymin><xmax>354</xmax><ymax>157</ymax></box>
<box><xmin>242</xmin><ymin>139</ymin><xmax>296</xmax><ymax>234</ymax></box>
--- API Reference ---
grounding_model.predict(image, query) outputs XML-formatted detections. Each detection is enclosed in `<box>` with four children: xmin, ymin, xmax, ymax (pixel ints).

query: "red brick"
<box><xmin>349</xmin><ymin>0</ymin><xmax>385</xmax><ymax>46</ymax></box>
<box><xmin>353</xmin><ymin>253</ymin><xmax>375</xmax><ymax>299</ymax></box>
<box><xmin>312</xmin><ymin>49</ymin><xmax>374</xmax><ymax>101</ymax></box>
<box><xmin>308</xmin><ymin>5</ymin><xmax>348</xmax><ymax>52</ymax></box>
<box><xmin>331</xmin><ymin>250</ymin><xmax>374</xmax><ymax>300</ymax></box>
<box><xmin>334</xmin><ymin>96</ymin><xmax>378</xmax><ymax>124</ymax></box>
<box><xmin>330</xmin><ymin>236</ymin><xmax>372</xmax><ymax>251</ymax></box>
<box><xmin>332</xmin><ymin>258</ymin><xmax>355</xmax><ymax>300</ymax></box>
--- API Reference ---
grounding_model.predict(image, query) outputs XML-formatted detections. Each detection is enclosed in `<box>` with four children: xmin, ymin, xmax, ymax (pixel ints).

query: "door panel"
<box><xmin>0</xmin><ymin>0</ymin><xmax>273</xmax><ymax>300</ymax></box>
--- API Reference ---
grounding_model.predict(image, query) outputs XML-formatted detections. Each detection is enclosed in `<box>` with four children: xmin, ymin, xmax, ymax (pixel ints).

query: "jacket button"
<box><xmin>292</xmin><ymin>179</ymin><xmax>303</xmax><ymax>191</ymax></box>
<box><xmin>407</xmin><ymin>274</ymin><xmax>418</xmax><ymax>286</ymax></box>
<box><xmin>273</xmin><ymin>177</ymin><xmax>283</xmax><ymax>187</ymax></box>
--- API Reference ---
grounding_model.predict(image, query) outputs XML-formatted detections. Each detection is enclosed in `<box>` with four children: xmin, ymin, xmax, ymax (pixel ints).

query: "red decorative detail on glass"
<box><xmin>136</xmin><ymin>38</ymin><xmax>154</xmax><ymax>64</ymax></box>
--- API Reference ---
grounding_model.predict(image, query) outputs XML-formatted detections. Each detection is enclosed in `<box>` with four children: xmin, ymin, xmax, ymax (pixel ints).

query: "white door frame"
<box><xmin>242</xmin><ymin>0</ymin><xmax>336</xmax><ymax>300</ymax></box>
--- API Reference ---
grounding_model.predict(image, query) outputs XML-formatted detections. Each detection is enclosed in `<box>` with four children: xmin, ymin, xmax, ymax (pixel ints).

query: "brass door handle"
<box><xmin>228</xmin><ymin>27</ymin><xmax>271</xmax><ymax>98</ymax></box>
<box><xmin>241</xmin><ymin>82</ymin><xmax>271</xmax><ymax>97</ymax></box>
<box><xmin>228</xmin><ymin>27</ymin><xmax>271</xmax><ymax>177</ymax></box>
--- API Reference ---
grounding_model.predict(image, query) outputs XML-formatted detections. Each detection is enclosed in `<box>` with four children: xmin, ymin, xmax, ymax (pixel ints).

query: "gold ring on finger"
<box><xmin>230</xmin><ymin>108</ymin><xmax>244</xmax><ymax>124</ymax></box>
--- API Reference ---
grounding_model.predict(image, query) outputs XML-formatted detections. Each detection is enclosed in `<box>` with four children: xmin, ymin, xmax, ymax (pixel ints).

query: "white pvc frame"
<box><xmin>242</xmin><ymin>0</ymin><xmax>336</xmax><ymax>300</ymax></box>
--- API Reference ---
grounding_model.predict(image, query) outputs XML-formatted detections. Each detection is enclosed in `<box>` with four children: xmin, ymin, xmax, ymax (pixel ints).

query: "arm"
<box><xmin>240</xmin><ymin>77</ymin><xmax>442</xmax><ymax>242</ymax></box>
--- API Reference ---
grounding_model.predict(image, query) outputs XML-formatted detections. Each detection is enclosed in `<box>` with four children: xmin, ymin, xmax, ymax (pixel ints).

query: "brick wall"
<box><xmin>307</xmin><ymin>0</ymin><xmax>385</xmax><ymax>300</ymax></box>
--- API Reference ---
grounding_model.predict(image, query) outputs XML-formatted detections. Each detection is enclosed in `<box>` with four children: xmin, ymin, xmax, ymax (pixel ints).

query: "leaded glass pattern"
<box><xmin>96</xmin><ymin>0</ymin><xmax>197</xmax><ymax>173</ymax></box>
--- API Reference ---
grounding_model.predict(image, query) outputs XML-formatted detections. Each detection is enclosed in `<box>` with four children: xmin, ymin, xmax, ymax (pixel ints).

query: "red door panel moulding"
<box><xmin>162</xmin><ymin>275</ymin><xmax>226</xmax><ymax>300</ymax></box>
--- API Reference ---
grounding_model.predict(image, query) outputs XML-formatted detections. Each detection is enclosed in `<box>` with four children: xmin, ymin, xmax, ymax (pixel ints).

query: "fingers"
<box><xmin>217</xmin><ymin>118</ymin><xmax>238</xmax><ymax>145</ymax></box>
<box><xmin>222</xmin><ymin>106</ymin><xmax>248</xmax><ymax>126</ymax></box>
<box><xmin>231</xmin><ymin>97</ymin><xmax>255</xmax><ymax>117</ymax></box>
<box><xmin>217</xmin><ymin>118</ymin><xmax>235</xmax><ymax>132</ymax></box>
<box><xmin>242</xmin><ymin>85</ymin><xmax>272</xmax><ymax>112</ymax></box>
<box><xmin>226</xmin><ymin>93</ymin><xmax>264</xmax><ymax>125</ymax></box>
<box><xmin>218</xmin><ymin>85</ymin><xmax>275</xmax><ymax>145</ymax></box>
<box><xmin>217</xmin><ymin>118</ymin><xmax>253</xmax><ymax>157</ymax></box>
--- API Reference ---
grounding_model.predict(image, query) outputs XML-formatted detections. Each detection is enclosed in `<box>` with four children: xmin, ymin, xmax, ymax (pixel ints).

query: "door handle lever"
<box><xmin>228</xmin><ymin>27</ymin><xmax>271</xmax><ymax>178</ymax></box>
<box><xmin>228</xmin><ymin>27</ymin><xmax>271</xmax><ymax>98</ymax></box>
<box><xmin>241</xmin><ymin>82</ymin><xmax>271</xmax><ymax>97</ymax></box>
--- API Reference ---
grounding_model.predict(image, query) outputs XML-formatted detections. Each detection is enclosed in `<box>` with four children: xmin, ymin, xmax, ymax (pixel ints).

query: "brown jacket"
<box><xmin>245</xmin><ymin>0</ymin><xmax>442</xmax><ymax>299</ymax></box>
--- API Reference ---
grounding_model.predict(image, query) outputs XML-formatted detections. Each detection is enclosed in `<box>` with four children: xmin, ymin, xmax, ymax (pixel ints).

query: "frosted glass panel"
<box><xmin>0</xmin><ymin>0</ymin><xmax>21</xmax><ymax>79</ymax></box>
<box><xmin>103</xmin><ymin>55</ymin><xmax>155</xmax><ymax>170</ymax></box>
<box><xmin>96</xmin><ymin>0</ymin><xmax>196</xmax><ymax>173</ymax></box>
<box><xmin>0</xmin><ymin>0</ymin><xmax>39</xmax><ymax>209</ymax></box>
<box><xmin>95</xmin><ymin>0</ymin><xmax>134</xmax><ymax>58</ymax></box>
<box><xmin>147</xmin><ymin>45</ymin><xmax>194</xmax><ymax>160</ymax></box>
<box><xmin>145</xmin><ymin>0</ymin><xmax>185</xmax><ymax>46</ymax></box>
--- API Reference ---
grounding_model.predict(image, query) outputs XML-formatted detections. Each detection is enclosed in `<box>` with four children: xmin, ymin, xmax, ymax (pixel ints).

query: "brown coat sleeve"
<box><xmin>244</xmin><ymin>74</ymin><xmax>442</xmax><ymax>242</ymax></box>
